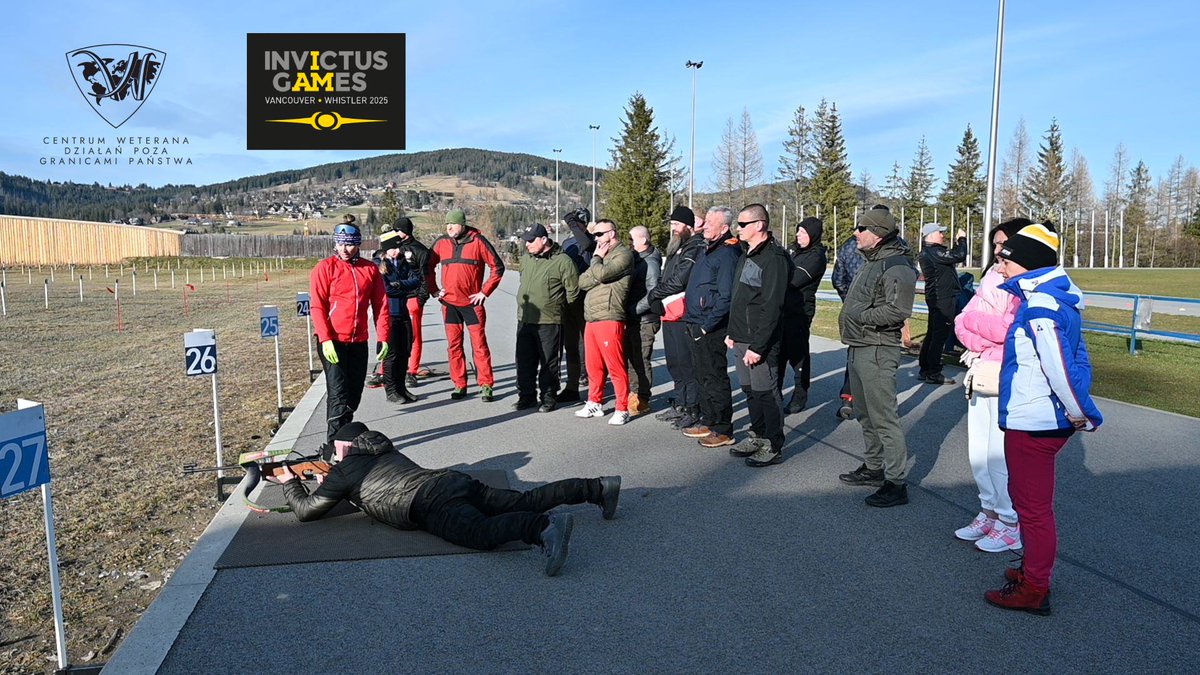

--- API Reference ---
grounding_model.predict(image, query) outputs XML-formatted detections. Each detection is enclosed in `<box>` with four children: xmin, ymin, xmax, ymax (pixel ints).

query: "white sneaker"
<box><xmin>608</xmin><ymin>410</ymin><xmax>630</xmax><ymax>426</ymax></box>
<box><xmin>954</xmin><ymin>512</ymin><xmax>995</xmax><ymax>541</ymax></box>
<box><xmin>575</xmin><ymin>401</ymin><xmax>604</xmax><ymax>418</ymax></box>
<box><xmin>976</xmin><ymin>521</ymin><xmax>1022</xmax><ymax>552</ymax></box>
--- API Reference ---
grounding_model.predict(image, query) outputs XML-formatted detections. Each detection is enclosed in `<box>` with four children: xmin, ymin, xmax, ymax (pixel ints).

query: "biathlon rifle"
<box><xmin>181</xmin><ymin>448</ymin><xmax>330</xmax><ymax>513</ymax></box>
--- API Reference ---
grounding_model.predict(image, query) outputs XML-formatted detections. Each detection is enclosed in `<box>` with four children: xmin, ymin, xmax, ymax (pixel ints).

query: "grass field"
<box><xmin>0</xmin><ymin>260</ymin><xmax>320</xmax><ymax>670</ymax></box>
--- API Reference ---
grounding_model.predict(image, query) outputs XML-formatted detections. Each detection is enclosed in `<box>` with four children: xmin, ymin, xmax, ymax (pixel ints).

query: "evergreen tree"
<box><xmin>599</xmin><ymin>92</ymin><xmax>672</xmax><ymax>246</ymax></box>
<box><xmin>903</xmin><ymin>136</ymin><xmax>936</xmax><ymax>215</ymax></box>
<box><xmin>884</xmin><ymin>161</ymin><xmax>905</xmax><ymax>211</ymax></box>
<box><xmin>366</xmin><ymin>206</ymin><xmax>378</xmax><ymax>228</ymax></box>
<box><xmin>1022</xmin><ymin>119</ymin><xmax>1069</xmax><ymax>220</ymax></box>
<box><xmin>380</xmin><ymin>187</ymin><xmax>399</xmax><ymax>226</ymax></box>
<box><xmin>808</xmin><ymin>99</ymin><xmax>855</xmax><ymax>248</ymax></box>
<box><xmin>939</xmin><ymin>125</ymin><xmax>986</xmax><ymax>216</ymax></box>
<box><xmin>1126</xmin><ymin>161</ymin><xmax>1153</xmax><ymax>265</ymax></box>
<box><xmin>777</xmin><ymin>104</ymin><xmax>811</xmax><ymax>214</ymax></box>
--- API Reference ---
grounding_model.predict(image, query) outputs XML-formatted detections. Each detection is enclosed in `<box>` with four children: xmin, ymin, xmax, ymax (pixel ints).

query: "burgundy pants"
<box><xmin>1004</xmin><ymin>429</ymin><xmax>1070</xmax><ymax>589</ymax></box>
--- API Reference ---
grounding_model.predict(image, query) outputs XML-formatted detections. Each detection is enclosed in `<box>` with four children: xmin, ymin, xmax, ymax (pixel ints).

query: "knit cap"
<box><xmin>997</xmin><ymin>223</ymin><xmax>1059</xmax><ymax>270</ymax></box>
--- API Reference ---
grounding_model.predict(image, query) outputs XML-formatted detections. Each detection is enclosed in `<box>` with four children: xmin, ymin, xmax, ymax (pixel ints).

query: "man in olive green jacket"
<box><xmin>837</xmin><ymin>208</ymin><xmax>917</xmax><ymax>509</ymax></box>
<box><xmin>575</xmin><ymin>219</ymin><xmax>634</xmax><ymax>425</ymax></box>
<box><xmin>514</xmin><ymin>224</ymin><xmax>580</xmax><ymax>412</ymax></box>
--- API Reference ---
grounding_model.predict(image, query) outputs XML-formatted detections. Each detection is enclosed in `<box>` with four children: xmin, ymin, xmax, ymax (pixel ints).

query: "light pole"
<box><xmin>589</xmin><ymin>124</ymin><xmax>600</xmax><ymax>219</ymax></box>
<box><xmin>980</xmin><ymin>0</ymin><xmax>1005</xmax><ymax>269</ymax></box>
<box><xmin>552</xmin><ymin>148</ymin><xmax>562</xmax><ymax>242</ymax></box>
<box><xmin>686</xmin><ymin>60</ymin><xmax>703</xmax><ymax>209</ymax></box>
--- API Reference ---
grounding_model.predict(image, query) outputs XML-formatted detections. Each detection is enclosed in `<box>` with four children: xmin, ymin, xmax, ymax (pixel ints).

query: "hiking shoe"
<box><xmin>480</xmin><ymin>385</ymin><xmax>494</xmax><ymax>402</ymax></box>
<box><xmin>655</xmin><ymin>400</ymin><xmax>684</xmax><ymax>421</ymax></box>
<box><xmin>540</xmin><ymin>513</ymin><xmax>574</xmax><ymax>577</ymax></box>
<box><xmin>836</xmin><ymin>396</ymin><xmax>856</xmax><ymax>421</ymax></box>
<box><xmin>729</xmin><ymin>437</ymin><xmax>766</xmax><ymax>458</ymax></box>
<box><xmin>538</xmin><ymin>398</ymin><xmax>558</xmax><ymax>413</ymax></box>
<box><xmin>672</xmin><ymin>410</ymin><xmax>700</xmax><ymax>430</ymax></box>
<box><xmin>976</xmin><ymin>521</ymin><xmax>1022</xmax><ymax>553</ymax></box>
<box><xmin>366</xmin><ymin>373</ymin><xmax>384</xmax><ymax>388</ymax></box>
<box><xmin>608</xmin><ymin>410</ymin><xmax>630</xmax><ymax>426</ymax></box>
<box><xmin>955</xmin><ymin>512</ymin><xmax>996</xmax><ymax>541</ymax></box>
<box><xmin>865</xmin><ymin>481</ymin><xmax>909</xmax><ymax>508</ymax></box>
<box><xmin>682</xmin><ymin>424</ymin><xmax>711</xmax><ymax>438</ymax></box>
<box><xmin>922</xmin><ymin>372</ymin><xmax>956</xmax><ymax>385</ymax></box>
<box><xmin>405</xmin><ymin>374</ymin><xmax>419</xmax><ymax>388</ymax></box>
<box><xmin>512</xmin><ymin>396</ymin><xmax>538</xmax><ymax>411</ymax></box>
<box><xmin>598</xmin><ymin>476</ymin><xmax>621</xmax><ymax>520</ymax></box>
<box><xmin>1005</xmin><ymin>566</ymin><xmax>1024</xmax><ymax>583</ymax></box>
<box><xmin>745</xmin><ymin>447</ymin><xmax>783</xmax><ymax>467</ymax></box>
<box><xmin>839</xmin><ymin>463</ymin><xmax>884</xmax><ymax>487</ymax></box>
<box><xmin>450</xmin><ymin>387</ymin><xmax>467</xmax><ymax>400</ymax></box>
<box><xmin>785</xmin><ymin>388</ymin><xmax>808</xmax><ymax>414</ymax></box>
<box><xmin>698</xmin><ymin>432</ymin><xmax>735</xmax><ymax>448</ymax></box>
<box><xmin>556</xmin><ymin>389</ymin><xmax>581</xmax><ymax>404</ymax></box>
<box><xmin>575</xmin><ymin>401</ymin><xmax>604</xmax><ymax>418</ymax></box>
<box><xmin>984</xmin><ymin>578</ymin><xmax>1051</xmax><ymax>616</ymax></box>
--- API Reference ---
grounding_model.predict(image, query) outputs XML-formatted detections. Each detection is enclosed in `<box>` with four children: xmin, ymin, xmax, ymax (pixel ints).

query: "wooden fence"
<box><xmin>180</xmin><ymin>234</ymin><xmax>377</xmax><ymax>259</ymax></box>
<box><xmin>0</xmin><ymin>215</ymin><xmax>182</xmax><ymax>266</ymax></box>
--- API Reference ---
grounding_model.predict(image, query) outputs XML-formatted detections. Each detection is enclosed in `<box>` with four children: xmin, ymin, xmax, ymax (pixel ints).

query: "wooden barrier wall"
<box><xmin>180</xmin><ymin>234</ymin><xmax>377</xmax><ymax>259</ymax></box>
<box><xmin>0</xmin><ymin>215</ymin><xmax>182</xmax><ymax>265</ymax></box>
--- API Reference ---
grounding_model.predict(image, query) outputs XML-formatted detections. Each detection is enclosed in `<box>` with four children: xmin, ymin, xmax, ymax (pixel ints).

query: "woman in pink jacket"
<box><xmin>952</xmin><ymin>218</ymin><xmax>1032</xmax><ymax>552</ymax></box>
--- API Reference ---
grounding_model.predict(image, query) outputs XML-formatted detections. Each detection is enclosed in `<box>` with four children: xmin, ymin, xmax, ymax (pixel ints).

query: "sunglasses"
<box><xmin>335</xmin><ymin>224</ymin><xmax>360</xmax><ymax>235</ymax></box>
<box><xmin>594</xmin><ymin>228</ymin><xmax>615</xmax><ymax>236</ymax></box>
<box><xmin>855</xmin><ymin>225</ymin><xmax>869</xmax><ymax>232</ymax></box>
<box><xmin>736</xmin><ymin>219</ymin><xmax>763</xmax><ymax>228</ymax></box>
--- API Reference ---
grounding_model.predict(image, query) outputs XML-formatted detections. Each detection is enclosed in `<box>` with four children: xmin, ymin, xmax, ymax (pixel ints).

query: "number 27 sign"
<box><xmin>0</xmin><ymin>406</ymin><xmax>50</xmax><ymax>499</ymax></box>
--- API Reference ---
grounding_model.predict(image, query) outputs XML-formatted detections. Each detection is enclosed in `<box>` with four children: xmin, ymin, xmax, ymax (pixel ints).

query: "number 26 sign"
<box><xmin>0</xmin><ymin>405</ymin><xmax>50</xmax><ymax>499</ymax></box>
<box><xmin>184</xmin><ymin>329</ymin><xmax>218</xmax><ymax>376</ymax></box>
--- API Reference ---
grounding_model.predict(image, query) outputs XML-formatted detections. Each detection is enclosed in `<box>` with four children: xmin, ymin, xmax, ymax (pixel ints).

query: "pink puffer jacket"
<box><xmin>954</xmin><ymin>265</ymin><xmax>1018</xmax><ymax>362</ymax></box>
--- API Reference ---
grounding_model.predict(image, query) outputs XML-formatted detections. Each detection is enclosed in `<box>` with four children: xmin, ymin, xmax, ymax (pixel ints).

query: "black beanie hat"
<box><xmin>394</xmin><ymin>217</ymin><xmax>414</xmax><ymax>237</ymax></box>
<box><xmin>667</xmin><ymin>205</ymin><xmax>695</xmax><ymax>228</ymax></box>
<box><xmin>333</xmin><ymin>421</ymin><xmax>369</xmax><ymax>443</ymax></box>
<box><xmin>351</xmin><ymin>430</ymin><xmax>395</xmax><ymax>456</ymax></box>
<box><xmin>997</xmin><ymin>223</ymin><xmax>1059</xmax><ymax>271</ymax></box>
<box><xmin>797</xmin><ymin>216</ymin><xmax>823</xmax><ymax>245</ymax></box>
<box><xmin>992</xmin><ymin>217</ymin><xmax>1034</xmax><ymax>243</ymax></box>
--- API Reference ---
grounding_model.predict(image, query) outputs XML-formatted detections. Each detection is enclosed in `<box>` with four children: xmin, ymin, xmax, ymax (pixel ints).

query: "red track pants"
<box><xmin>407</xmin><ymin>297</ymin><xmax>424</xmax><ymax>375</ymax></box>
<box><xmin>442</xmin><ymin>303</ymin><xmax>493</xmax><ymax>388</ymax></box>
<box><xmin>1005</xmin><ymin>429</ymin><xmax>1071</xmax><ymax>589</ymax></box>
<box><xmin>584</xmin><ymin>320</ymin><xmax>628</xmax><ymax>411</ymax></box>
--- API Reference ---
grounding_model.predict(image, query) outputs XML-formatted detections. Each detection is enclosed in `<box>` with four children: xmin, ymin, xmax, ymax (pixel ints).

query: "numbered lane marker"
<box><xmin>260</xmin><ymin>305</ymin><xmax>280</xmax><ymax>339</ymax></box>
<box><xmin>184</xmin><ymin>329</ymin><xmax>218</xmax><ymax>376</ymax></box>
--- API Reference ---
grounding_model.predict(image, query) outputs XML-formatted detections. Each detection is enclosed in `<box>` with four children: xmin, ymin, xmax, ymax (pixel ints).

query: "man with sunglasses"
<box><xmin>836</xmin><ymin>207</ymin><xmax>917</xmax><ymax>507</ymax></box>
<box><xmin>575</xmin><ymin>218</ymin><xmax>634</xmax><ymax>425</ymax></box>
<box><xmin>310</xmin><ymin>215</ymin><xmax>390</xmax><ymax>447</ymax></box>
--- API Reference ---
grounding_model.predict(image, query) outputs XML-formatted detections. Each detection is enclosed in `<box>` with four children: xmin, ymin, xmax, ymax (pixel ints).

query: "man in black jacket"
<box><xmin>625</xmin><ymin>225</ymin><xmax>662</xmax><ymax>416</ymax></box>
<box><xmin>277</xmin><ymin>423</ymin><xmax>622</xmax><ymax>577</ymax></box>
<box><xmin>646</xmin><ymin>206</ymin><xmax>707</xmax><ymax>428</ymax></box>
<box><xmin>917</xmin><ymin>223</ymin><xmax>967</xmax><ymax>385</ymax></box>
<box><xmin>558</xmin><ymin>207</ymin><xmax>594</xmax><ymax>402</ymax></box>
<box><xmin>393</xmin><ymin>217</ymin><xmax>437</xmax><ymax>388</ymax></box>
<box><xmin>725</xmin><ymin>204</ymin><xmax>792</xmax><ymax>466</ymax></box>
<box><xmin>681</xmin><ymin>206</ymin><xmax>742</xmax><ymax>448</ymax></box>
<box><xmin>781</xmin><ymin>216</ymin><xmax>828</xmax><ymax>414</ymax></box>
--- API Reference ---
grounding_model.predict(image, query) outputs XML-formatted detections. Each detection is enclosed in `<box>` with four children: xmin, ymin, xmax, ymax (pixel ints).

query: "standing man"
<box><xmin>558</xmin><ymin>207</ymin><xmax>594</xmax><ymax>402</ymax></box>
<box><xmin>725</xmin><ymin>205</ymin><xmax>792</xmax><ymax>467</ymax></box>
<box><xmin>392</xmin><ymin>216</ymin><xmax>437</xmax><ymax>388</ymax></box>
<box><xmin>836</xmin><ymin>207</ymin><xmax>918</xmax><ymax>508</ymax></box>
<box><xmin>625</xmin><ymin>225</ymin><xmax>662</xmax><ymax>417</ymax></box>
<box><xmin>681</xmin><ymin>206</ymin><xmax>742</xmax><ymax>448</ymax></box>
<box><xmin>378</xmin><ymin>230</ymin><xmax>422</xmax><ymax>404</ymax></box>
<box><xmin>430</xmin><ymin>208</ymin><xmax>505</xmax><ymax>402</ymax></box>
<box><xmin>647</xmin><ymin>206</ymin><xmax>707</xmax><ymax>428</ymax></box>
<box><xmin>917</xmin><ymin>222</ymin><xmax>968</xmax><ymax>385</ymax></box>
<box><xmin>575</xmin><ymin>219</ymin><xmax>633</xmax><ymax>426</ymax></box>
<box><xmin>781</xmin><ymin>216</ymin><xmax>828</xmax><ymax>414</ymax></box>
<box><xmin>310</xmin><ymin>216</ymin><xmax>390</xmax><ymax>447</ymax></box>
<box><xmin>514</xmin><ymin>224</ymin><xmax>580</xmax><ymax>413</ymax></box>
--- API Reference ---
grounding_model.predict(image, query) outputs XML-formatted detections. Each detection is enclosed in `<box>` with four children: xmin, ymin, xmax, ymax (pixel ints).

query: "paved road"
<box><xmin>108</xmin><ymin>274</ymin><xmax>1200</xmax><ymax>674</ymax></box>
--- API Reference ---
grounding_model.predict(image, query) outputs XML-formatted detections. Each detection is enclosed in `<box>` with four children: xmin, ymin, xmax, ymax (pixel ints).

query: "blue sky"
<box><xmin>3</xmin><ymin>0</ymin><xmax>1197</xmax><ymax>197</ymax></box>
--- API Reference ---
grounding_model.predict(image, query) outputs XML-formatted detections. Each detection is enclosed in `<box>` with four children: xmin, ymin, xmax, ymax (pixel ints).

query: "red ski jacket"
<box><xmin>430</xmin><ymin>227</ymin><xmax>505</xmax><ymax>306</ymax></box>
<box><xmin>309</xmin><ymin>255</ymin><xmax>390</xmax><ymax>344</ymax></box>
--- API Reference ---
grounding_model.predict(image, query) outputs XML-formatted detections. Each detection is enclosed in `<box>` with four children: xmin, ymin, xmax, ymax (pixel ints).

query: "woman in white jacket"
<box><xmin>952</xmin><ymin>218</ymin><xmax>1031</xmax><ymax>552</ymax></box>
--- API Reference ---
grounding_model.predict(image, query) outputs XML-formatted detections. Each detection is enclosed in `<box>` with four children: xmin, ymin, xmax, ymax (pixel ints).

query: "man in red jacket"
<box><xmin>310</xmin><ymin>217</ymin><xmax>390</xmax><ymax>445</ymax></box>
<box><xmin>430</xmin><ymin>209</ymin><xmax>505</xmax><ymax>401</ymax></box>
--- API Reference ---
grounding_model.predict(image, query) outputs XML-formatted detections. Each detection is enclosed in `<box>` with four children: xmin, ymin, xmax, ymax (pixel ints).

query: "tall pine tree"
<box><xmin>903</xmin><ymin>136</ymin><xmax>936</xmax><ymax>216</ymax></box>
<box><xmin>1126</xmin><ymin>161</ymin><xmax>1153</xmax><ymax>266</ymax></box>
<box><xmin>808</xmin><ymin>99</ymin><xmax>855</xmax><ymax>248</ymax></box>
<box><xmin>600</xmin><ymin>93</ymin><xmax>672</xmax><ymax>246</ymax></box>
<box><xmin>777</xmin><ymin>104</ymin><xmax>811</xmax><ymax>215</ymax></box>
<box><xmin>1022</xmin><ymin>119</ymin><xmax>1069</xmax><ymax>221</ymax></box>
<box><xmin>939</xmin><ymin>125</ymin><xmax>986</xmax><ymax>216</ymax></box>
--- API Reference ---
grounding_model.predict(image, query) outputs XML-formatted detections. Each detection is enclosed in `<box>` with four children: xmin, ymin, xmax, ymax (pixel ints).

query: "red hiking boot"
<box><xmin>985</xmin><ymin>578</ymin><xmax>1051</xmax><ymax>616</ymax></box>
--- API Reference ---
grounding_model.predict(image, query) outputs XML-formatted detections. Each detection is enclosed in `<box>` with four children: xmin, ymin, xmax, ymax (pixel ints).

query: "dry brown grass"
<box><xmin>0</xmin><ymin>259</ymin><xmax>321</xmax><ymax>671</ymax></box>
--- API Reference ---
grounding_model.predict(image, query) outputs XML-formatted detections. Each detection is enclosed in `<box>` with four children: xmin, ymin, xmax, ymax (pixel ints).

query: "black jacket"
<box><xmin>919</xmin><ymin>237</ymin><xmax>967</xmax><ymax>311</ymax></box>
<box><xmin>397</xmin><ymin>238</ymin><xmax>435</xmax><ymax>302</ymax></box>
<box><xmin>382</xmin><ymin>258</ymin><xmax>421</xmax><ymax>317</ymax></box>
<box><xmin>561</xmin><ymin>221</ymin><xmax>595</xmax><ymax>274</ymax></box>
<box><xmin>628</xmin><ymin>245</ymin><xmax>662</xmax><ymax>323</ymax></box>
<box><xmin>728</xmin><ymin>235</ymin><xmax>792</xmax><ymax>354</ymax></box>
<box><xmin>683</xmin><ymin>235</ymin><xmax>742</xmax><ymax>333</ymax></box>
<box><xmin>785</xmin><ymin>241</ymin><xmax>828</xmax><ymax>320</ymax></box>
<box><xmin>283</xmin><ymin>447</ymin><xmax>447</xmax><ymax>530</ymax></box>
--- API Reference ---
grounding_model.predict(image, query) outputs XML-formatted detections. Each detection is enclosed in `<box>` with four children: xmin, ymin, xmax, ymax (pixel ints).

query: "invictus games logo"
<box><xmin>246</xmin><ymin>33</ymin><xmax>406</xmax><ymax>150</ymax></box>
<box><xmin>66</xmin><ymin>45</ymin><xmax>165</xmax><ymax>129</ymax></box>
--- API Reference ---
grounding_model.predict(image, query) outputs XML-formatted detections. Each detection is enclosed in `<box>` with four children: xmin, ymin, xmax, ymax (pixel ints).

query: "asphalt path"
<box><xmin>110</xmin><ymin>273</ymin><xmax>1200</xmax><ymax>674</ymax></box>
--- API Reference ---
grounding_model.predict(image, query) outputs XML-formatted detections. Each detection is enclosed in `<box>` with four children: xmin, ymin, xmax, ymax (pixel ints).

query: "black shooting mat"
<box><xmin>214</xmin><ymin>470</ymin><xmax>528</xmax><ymax>569</ymax></box>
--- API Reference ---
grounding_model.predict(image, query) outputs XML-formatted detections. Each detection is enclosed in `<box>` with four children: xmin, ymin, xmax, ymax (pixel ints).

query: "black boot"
<box><xmin>785</xmin><ymin>387</ymin><xmax>808</xmax><ymax>414</ymax></box>
<box><xmin>865</xmin><ymin>480</ymin><xmax>909</xmax><ymax>508</ymax></box>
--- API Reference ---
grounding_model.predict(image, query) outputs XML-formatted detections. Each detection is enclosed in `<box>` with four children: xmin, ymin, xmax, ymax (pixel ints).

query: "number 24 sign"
<box><xmin>0</xmin><ymin>406</ymin><xmax>50</xmax><ymax>499</ymax></box>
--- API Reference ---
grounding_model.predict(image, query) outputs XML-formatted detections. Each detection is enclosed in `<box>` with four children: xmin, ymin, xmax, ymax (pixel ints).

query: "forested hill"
<box><xmin>0</xmin><ymin>148</ymin><xmax>598</xmax><ymax>222</ymax></box>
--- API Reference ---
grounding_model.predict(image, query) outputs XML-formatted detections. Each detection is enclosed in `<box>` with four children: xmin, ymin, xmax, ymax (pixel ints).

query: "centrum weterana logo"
<box><xmin>66</xmin><ymin>44</ymin><xmax>166</xmax><ymax>129</ymax></box>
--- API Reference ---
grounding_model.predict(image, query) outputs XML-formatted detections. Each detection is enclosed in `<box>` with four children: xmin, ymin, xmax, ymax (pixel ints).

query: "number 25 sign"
<box><xmin>184</xmin><ymin>329</ymin><xmax>218</xmax><ymax>376</ymax></box>
<box><xmin>0</xmin><ymin>405</ymin><xmax>50</xmax><ymax>499</ymax></box>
